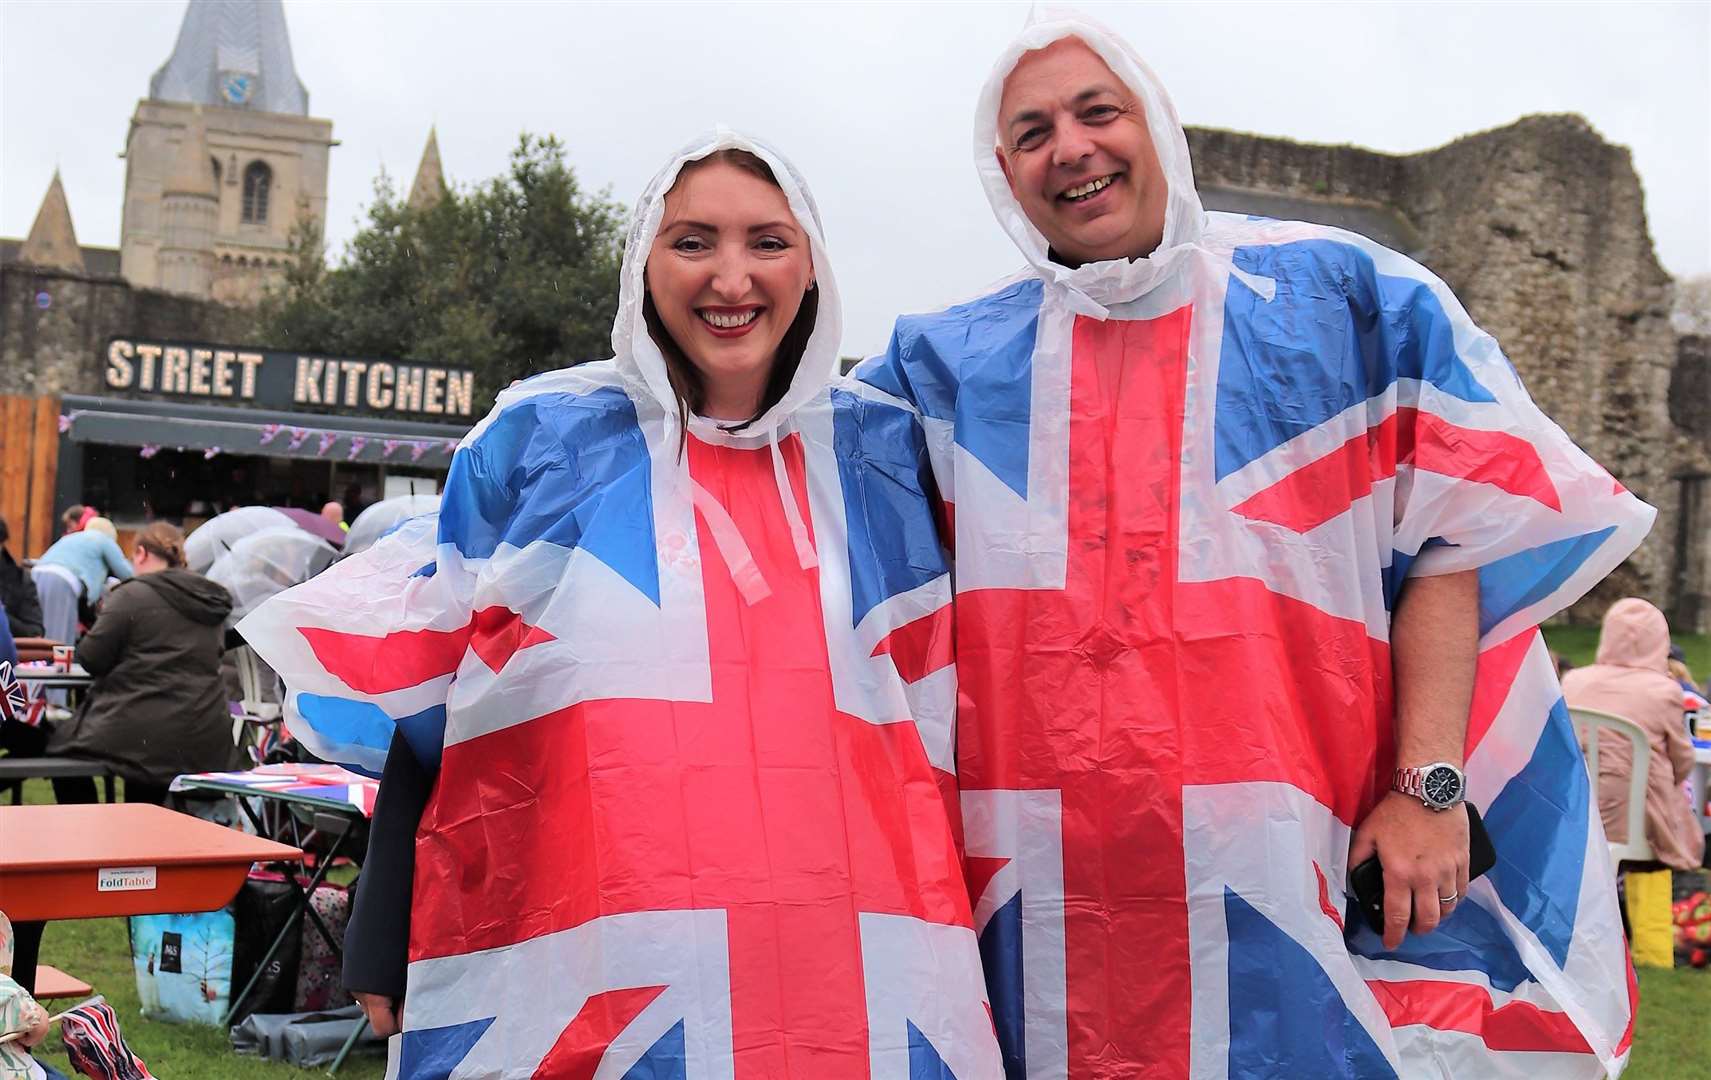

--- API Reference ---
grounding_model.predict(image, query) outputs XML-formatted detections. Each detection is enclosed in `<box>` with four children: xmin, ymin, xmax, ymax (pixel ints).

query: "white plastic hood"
<box><xmin>974</xmin><ymin>7</ymin><xmax>1207</xmax><ymax>316</ymax></box>
<box><xmin>611</xmin><ymin>127</ymin><xmax>843</xmax><ymax>448</ymax></box>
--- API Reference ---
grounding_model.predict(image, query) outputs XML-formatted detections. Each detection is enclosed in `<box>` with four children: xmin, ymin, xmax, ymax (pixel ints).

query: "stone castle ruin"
<box><xmin>1189</xmin><ymin>115</ymin><xmax>1708</xmax><ymax>631</ymax></box>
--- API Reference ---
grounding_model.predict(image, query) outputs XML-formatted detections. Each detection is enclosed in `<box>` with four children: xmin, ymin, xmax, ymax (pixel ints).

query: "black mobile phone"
<box><xmin>1349</xmin><ymin>802</ymin><xmax>1497</xmax><ymax>937</ymax></box>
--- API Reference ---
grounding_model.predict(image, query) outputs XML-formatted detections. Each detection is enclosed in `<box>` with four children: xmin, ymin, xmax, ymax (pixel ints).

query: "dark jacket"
<box><xmin>343</xmin><ymin>732</ymin><xmax>433</xmax><ymax>999</ymax></box>
<box><xmin>49</xmin><ymin>568</ymin><xmax>244</xmax><ymax>786</ymax></box>
<box><xmin>0</xmin><ymin>598</ymin><xmax>15</xmax><ymax>668</ymax></box>
<box><xmin>0</xmin><ymin>548</ymin><xmax>43</xmax><ymax>639</ymax></box>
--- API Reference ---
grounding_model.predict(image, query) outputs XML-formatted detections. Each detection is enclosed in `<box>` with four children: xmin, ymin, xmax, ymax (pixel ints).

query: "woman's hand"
<box><xmin>354</xmin><ymin>991</ymin><xmax>402</xmax><ymax>1037</ymax></box>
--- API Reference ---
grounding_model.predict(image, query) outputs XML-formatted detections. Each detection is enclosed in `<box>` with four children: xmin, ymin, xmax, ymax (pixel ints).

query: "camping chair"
<box><xmin>231</xmin><ymin>644</ymin><xmax>289</xmax><ymax>763</ymax></box>
<box><xmin>1569</xmin><ymin>706</ymin><xmax>1652</xmax><ymax>867</ymax></box>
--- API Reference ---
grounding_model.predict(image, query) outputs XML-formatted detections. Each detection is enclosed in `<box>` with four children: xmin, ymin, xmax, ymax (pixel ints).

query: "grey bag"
<box><xmin>229</xmin><ymin>1004</ymin><xmax>385</xmax><ymax>1067</ymax></box>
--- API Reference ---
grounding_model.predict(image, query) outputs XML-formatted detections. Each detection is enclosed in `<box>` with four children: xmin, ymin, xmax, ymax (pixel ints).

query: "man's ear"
<box><xmin>995</xmin><ymin>146</ymin><xmax>1019</xmax><ymax>194</ymax></box>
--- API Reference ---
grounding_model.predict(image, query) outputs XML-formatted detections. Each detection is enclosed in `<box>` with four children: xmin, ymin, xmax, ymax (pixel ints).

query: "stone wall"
<box><xmin>0</xmin><ymin>263</ymin><xmax>254</xmax><ymax>399</ymax></box>
<box><xmin>1187</xmin><ymin>115</ymin><xmax>1704</xmax><ymax>628</ymax></box>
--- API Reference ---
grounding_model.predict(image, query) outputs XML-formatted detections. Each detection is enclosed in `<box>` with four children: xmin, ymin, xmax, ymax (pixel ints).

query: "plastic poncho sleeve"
<box><xmin>236</xmin><ymin>509</ymin><xmax>469</xmax><ymax>778</ymax></box>
<box><xmin>1310</xmin><ymin>241</ymin><xmax>1653</xmax><ymax>641</ymax></box>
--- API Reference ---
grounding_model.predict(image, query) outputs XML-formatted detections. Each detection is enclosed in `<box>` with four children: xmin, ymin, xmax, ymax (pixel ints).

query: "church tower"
<box><xmin>119</xmin><ymin>0</ymin><xmax>334</xmax><ymax>303</ymax></box>
<box><xmin>157</xmin><ymin>110</ymin><xmax>218</xmax><ymax>296</ymax></box>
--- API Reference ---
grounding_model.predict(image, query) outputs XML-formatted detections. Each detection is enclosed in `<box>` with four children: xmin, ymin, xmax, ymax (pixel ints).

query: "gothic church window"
<box><xmin>211</xmin><ymin>156</ymin><xmax>222</xmax><ymax>186</ymax></box>
<box><xmin>242</xmin><ymin>161</ymin><xmax>272</xmax><ymax>224</ymax></box>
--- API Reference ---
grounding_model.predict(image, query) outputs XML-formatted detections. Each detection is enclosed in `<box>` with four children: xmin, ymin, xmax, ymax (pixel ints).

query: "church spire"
<box><xmin>19</xmin><ymin>170</ymin><xmax>85</xmax><ymax>273</ymax></box>
<box><xmin>408</xmin><ymin>127</ymin><xmax>448</xmax><ymax>211</ymax></box>
<box><xmin>149</xmin><ymin>0</ymin><xmax>310</xmax><ymax>116</ymax></box>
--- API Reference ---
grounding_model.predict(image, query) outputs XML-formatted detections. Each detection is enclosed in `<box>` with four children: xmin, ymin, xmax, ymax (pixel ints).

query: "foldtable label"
<box><xmin>96</xmin><ymin>866</ymin><xmax>158</xmax><ymax>892</ymax></box>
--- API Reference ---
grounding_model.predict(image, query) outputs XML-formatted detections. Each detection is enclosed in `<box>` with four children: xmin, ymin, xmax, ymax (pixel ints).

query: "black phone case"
<box><xmin>1350</xmin><ymin>802</ymin><xmax>1496</xmax><ymax>937</ymax></box>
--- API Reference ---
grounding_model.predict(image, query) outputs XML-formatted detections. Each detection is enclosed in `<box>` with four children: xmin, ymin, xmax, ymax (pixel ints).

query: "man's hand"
<box><xmin>1349</xmin><ymin>792</ymin><xmax>1470</xmax><ymax>950</ymax></box>
<box><xmin>354</xmin><ymin>991</ymin><xmax>402</xmax><ymax>1038</ymax></box>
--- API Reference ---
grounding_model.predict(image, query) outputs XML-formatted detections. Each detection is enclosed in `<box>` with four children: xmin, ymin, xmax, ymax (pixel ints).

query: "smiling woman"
<box><xmin>642</xmin><ymin>149</ymin><xmax>819</xmax><ymax>429</ymax></box>
<box><xmin>237</xmin><ymin>130</ymin><xmax>1003</xmax><ymax>1077</ymax></box>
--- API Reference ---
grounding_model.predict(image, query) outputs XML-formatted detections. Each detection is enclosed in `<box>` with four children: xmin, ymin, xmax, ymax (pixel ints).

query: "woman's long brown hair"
<box><xmin>642</xmin><ymin>149</ymin><xmax>819</xmax><ymax>440</ymax></box>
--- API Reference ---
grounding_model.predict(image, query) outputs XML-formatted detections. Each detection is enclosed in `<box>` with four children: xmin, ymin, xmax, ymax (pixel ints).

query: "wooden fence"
<box><xmin>0</xmin><ymin>395</ymin><xmax>62</xmax><ymax>558</ymax></box>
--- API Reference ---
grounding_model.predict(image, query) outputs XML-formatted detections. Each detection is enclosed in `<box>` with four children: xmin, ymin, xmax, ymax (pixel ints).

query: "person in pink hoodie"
<box><xmin>1562</xmin><ymin>597</ymin><xmax>1705</xmax><ymax>870</ymax></box>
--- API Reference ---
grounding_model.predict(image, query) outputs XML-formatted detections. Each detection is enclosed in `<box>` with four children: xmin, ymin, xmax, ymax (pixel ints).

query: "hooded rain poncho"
<box><xmin>855</xmin><ymin>10</ymin><xmax>1653</xmax><ymax>1078</ymax></box>
<box><xmin>240</xmin><ymin>130</ymin><xmax>1002</xmax><ymax>1080</ymax></box>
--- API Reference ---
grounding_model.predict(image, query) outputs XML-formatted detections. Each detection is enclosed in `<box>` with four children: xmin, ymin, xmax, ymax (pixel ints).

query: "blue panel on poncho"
<box><xmin>1224</xmin><ymin>888</ymin><xmax>1395</xmax><ymax>1078</ymax></box>
<box><xmin>396</xmin><ymin>1016</ymin><xmax>494</xmax><ymax>1079</ymax></box>
<box><xmin>832</xmin><ymin>388</ymin><xmax>949</xmax><ymax>627</ymax></box>
<box><xmin>1216</xmin><ymin>238</ymin><xmax>1497</xmax><ymax>481</ymax></box>
<box><xmin>440</xmin><ymin>387</ymin><xmax>660</xmax><ymax>604</ymax></box>
<box><xmin>856</xmin><ymin>278</ymin><xmax>1042</xmax><ymax>498</ymax></box>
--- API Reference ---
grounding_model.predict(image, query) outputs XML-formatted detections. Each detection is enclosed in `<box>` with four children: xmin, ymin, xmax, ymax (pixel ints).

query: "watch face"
<box><xmin>1423</xmin><ymin>765</ymin><xmax>1463</xmax><ymax>807</ymax></box>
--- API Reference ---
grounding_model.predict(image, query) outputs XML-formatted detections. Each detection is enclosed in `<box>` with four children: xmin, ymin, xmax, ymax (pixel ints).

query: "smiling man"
<box><xmin>855</xmin><ymin>10</ymin><xmax>1652</xmax><ymax>1079</ymax></box>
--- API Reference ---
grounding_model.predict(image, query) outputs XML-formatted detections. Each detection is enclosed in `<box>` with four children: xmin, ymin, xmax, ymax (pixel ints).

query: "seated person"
<box><xmin>0</xmin><ymin>515</ymin><xmax>42</xmax><ymax>640</ymax></box>
<box><xmin>47</xmin><ymin>523</ymin><xmax>243</xmax><ymax>805</ymax></box>
<box><xmin>1562</xmin><ymin>597</ymin><xmax>1705</xmax><ymax>870</ymax></box>
<box><xmin>1</xmin><ymin>912</ymin><xmax>66</xmax><ymax>1080</ymax></box>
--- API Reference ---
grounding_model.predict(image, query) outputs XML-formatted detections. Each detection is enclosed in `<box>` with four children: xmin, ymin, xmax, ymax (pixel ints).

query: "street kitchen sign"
<box><xmin>102</xmin><ymin>337</ymin><xmax>477</xmax><ymax>419</ymax></box>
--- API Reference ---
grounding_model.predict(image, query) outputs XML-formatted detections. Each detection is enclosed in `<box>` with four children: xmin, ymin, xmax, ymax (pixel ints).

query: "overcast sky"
<box><xmin>4</xmin><ymin>0</ymin><xmax>1707</xmax><ymax>357</ymax></box>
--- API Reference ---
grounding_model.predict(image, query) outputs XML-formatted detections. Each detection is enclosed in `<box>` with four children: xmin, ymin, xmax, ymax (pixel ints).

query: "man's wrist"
<box><xmin>1392</xmin><ymin>761</ymin><xmax>1467</xmax><ymax>810</ymax></box>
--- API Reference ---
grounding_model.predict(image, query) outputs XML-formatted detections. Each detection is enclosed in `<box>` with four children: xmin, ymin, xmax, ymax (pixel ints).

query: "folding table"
<box><xmin>0</xmin><ymin>803</ymin><xmax>302</xmax><ymax>995</ymax></box>
<box><xmin>171</xmin><ymin>764</ymin><xmax>378</xmax><ymax>1071</ymax></box>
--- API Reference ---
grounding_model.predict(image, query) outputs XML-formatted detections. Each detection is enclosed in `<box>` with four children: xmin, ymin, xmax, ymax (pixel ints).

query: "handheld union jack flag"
<box><xmin>0</xmin><ymin>662</ymin><xmax>29</xmax><ymax>727</ymax></box>
<box><xmin>57</xmin><ymin>996</ymin><xmax>154</xmax><ymax>1080</ymax></box>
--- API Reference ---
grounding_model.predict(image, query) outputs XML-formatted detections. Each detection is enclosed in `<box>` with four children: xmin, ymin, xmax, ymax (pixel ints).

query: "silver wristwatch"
<box><xmin>1393</xmin><ymin>762</ymin><xmax>1467</xmax><ymax>811</ymax></box>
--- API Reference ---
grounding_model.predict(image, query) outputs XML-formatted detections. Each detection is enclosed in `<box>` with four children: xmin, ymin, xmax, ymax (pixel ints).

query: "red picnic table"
<box><xmin>0</xmin><ymin>803</ymin><xmax>302</xmax><ymax>995</ymax></box>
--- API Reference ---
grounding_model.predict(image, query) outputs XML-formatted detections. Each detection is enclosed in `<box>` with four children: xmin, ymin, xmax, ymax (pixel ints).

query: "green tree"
<box><xmin>258</xmin><ymin>134</ymin><xmax>626</xmax><ymax>410</ymax></box>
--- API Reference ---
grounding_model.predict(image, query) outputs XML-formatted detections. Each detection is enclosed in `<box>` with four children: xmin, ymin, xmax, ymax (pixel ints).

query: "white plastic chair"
<box><xmin>1569</xmin><ymin>706</ymin><xmax>1652</xmax><ymax>867</ymax></box>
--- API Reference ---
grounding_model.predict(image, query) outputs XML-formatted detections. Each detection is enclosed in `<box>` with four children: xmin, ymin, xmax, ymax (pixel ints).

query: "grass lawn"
<box><xmin>15</xmin><ymin>635</ymin><xmax>1711</xmax><ymax>1076</ymax></box>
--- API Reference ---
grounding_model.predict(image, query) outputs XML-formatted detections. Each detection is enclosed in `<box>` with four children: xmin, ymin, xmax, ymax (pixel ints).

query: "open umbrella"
<box><xmin>207</xmin><ymin>527</ymin><xmax>337</xmax><ymax>622</ymax></box>
<box><xmin>273</xmin><ymin>506</ymin><xmax>349</xmax><ymax>548</ymax></box>
<box><xmin>186</xmin><ymin>507</ymin><xmax>344</xmax><ymax>573</ymax></box>
<box><xmin>184</xmin><ymin>507</ymin><xmax>297</xmax><ymax>573</ymax></box>
<box><xmin>341</xmin><ymin>494</ymin><xmax>441</xmax><ymax>558</ymax></box>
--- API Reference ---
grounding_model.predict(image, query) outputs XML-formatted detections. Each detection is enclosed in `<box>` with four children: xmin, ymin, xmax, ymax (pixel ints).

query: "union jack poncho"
<box><xmin>853</xmin><ymin>11</ymin><xmax>1653</xmax><ymax>1079</ymax></box>
<box><xmin>241</xmin><ymin>131</ymin><xmax>1003</xmax><ymax>1078</ymax></box>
